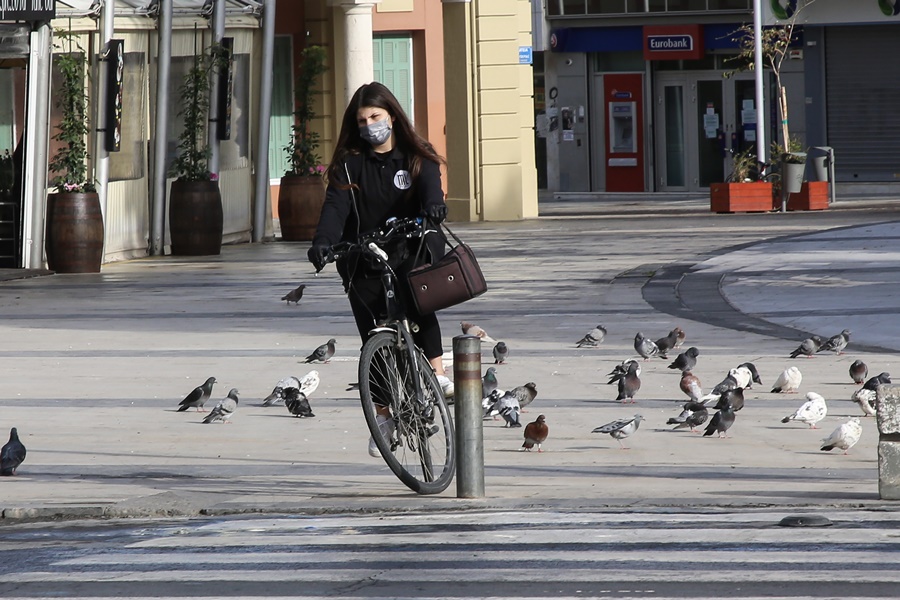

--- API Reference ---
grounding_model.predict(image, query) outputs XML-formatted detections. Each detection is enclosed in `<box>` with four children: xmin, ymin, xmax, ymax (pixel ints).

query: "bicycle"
<box><xmin>324</xmin><ymin>217</ymin><xmax>456</xmax><ymax>494</ymax></box>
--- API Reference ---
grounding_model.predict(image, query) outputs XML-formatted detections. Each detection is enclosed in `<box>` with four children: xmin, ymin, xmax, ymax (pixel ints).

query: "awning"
<box><xmin>56</xmin><ymin>0</ymin><xmax>263</xmax><ymax>18</ymax></box>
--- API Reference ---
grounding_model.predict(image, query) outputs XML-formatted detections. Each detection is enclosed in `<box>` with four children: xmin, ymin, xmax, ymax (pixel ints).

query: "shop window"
<box><xmin>109</xmin><ymin>52</ymin><xmax>146</xmax><ymax>182</ymax></box>
<box><xmin>665</xmin><ymin>0</ymin><xmax>708</xmax><ymax>10</ymax></box>
<box><xmin>593</xmin><ymin>51</ymin><xmax>644</xmax><ymax>72</ymax></box>
<box><xmin>562</xmin><ymin>0</ymin><xmax>586</xmax><ymax>15</ymax></box>
<box><xmin>586</xmin><ymin>0</ymin><xmax>628</xmax><ymax>13</ymax></box>
<box><xmin>219</xmin><ymin>53</ymin><xmax>250</xmax><ymax>171</ymax></box>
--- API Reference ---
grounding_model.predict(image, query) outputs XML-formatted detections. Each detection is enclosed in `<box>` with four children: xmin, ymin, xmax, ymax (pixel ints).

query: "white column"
<box><xmin>329</xmin><ymin>0</ymin><xmax>381</xmax><ymax>106</ymax></box>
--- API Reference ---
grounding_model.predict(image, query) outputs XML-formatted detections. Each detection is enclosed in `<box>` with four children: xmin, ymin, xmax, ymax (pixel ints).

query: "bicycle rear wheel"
<box><xmin>359</xmin><ymin>330</ymin><xmax>455</xmax><ymax>494</ymax></box>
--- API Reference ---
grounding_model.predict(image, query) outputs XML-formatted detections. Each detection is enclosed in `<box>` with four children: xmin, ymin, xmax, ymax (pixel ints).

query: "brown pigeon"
<box><xmin>461</xmin><ymin>321</ymin><xmax>497</xmax><ymax>343</ymax></box>
<box><xmin>679</xmin><ymin>371</ymin><xmax>702</xmax><ymax>401</ymax></box>
<box><xmin>281</xmin><ymin>284</ymin><xmax>306</xmax><ymax>305</ymax></box>
<box><xmin>521</xmin><ymin>414</ymin><xmax>548</xmax><ymax>452</ymax></box>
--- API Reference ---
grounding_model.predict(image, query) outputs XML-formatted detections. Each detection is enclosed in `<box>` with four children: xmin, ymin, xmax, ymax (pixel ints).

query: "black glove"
<box><xmin>424</xmin><ymin>203</ymin><xmax>448</xmax><ymax>223</ymax></box>
<box><xmin>307</xmin><ymin>244</ymin><xmax>330</xmax><ymax>272</ymax></box>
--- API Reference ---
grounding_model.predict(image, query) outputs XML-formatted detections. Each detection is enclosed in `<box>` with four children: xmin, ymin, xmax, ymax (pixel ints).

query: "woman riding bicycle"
<box><xmin>307</xmin><ymin>82</ymin><xmax>454</xmax><ymax>454</ymax></box>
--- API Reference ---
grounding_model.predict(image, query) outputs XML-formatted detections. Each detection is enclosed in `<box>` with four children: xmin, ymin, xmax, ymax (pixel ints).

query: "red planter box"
<box><xmin>787</xmin><ymin>181</ymin><xmax>829</xmax><ymax>211</ymax></box>
<box><xmin>710</xmin><ymin>182</ymin><xmax>775</xmax><ymax>214</ymax></box>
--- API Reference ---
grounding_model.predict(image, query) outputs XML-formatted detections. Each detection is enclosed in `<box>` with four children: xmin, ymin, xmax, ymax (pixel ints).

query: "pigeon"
<box><xmin>703</xmin><ymin>402</ymin><xmax>736</xmax><ymax>438</ymax></box>
<box><xmin>262</xmin><ymin>376</ymin><xmax>301</xmax><ymax>406</ymax></box>
<box><xmin>863</xmin><ymin>372</ymin><xmax>891</xmax><ymax>392</ymax></box>
<box><xmin>592</xmin><ymin>414</ymin><xmax>644</xmax><ymax>448</ymax></box>
<box><xmin>820</xmin><ymin>417</ymin><xmax>862</xmax><ymax>454</ymax></box>
<box><xmin>281</xmin><ymin>284</ymin><xmax>306</xmax><ymax>305</ymax></box>
<box><xmin>607</xmin><ymin>359</ymin><xmax>641</xmax><ymax>385</ymax></box>
<box><xmin>492</xmin><ymin>341</ymin><xmax>508</xmax><ymax>365</ymax></box>
<box><xmin>849</xmin><ymin>360</ymin><xmax>868</xmax><ymax>385</ymax></box>
<box><xmin>0</xmin><ymin>427</ymin><xmax>26</xmax><ymax>476</ymax></box>
<box><xmin>510</xmin><ymin>382</ymin><xmax>538</xmax><ymax>411</ymax></box>
<box><xmin>674</xmin><ymin>327</ymin><xmax>687</xmax><ymax>349</ymax></box>
<box><xmin>654</xmin><ymin>328</ymin><xmax>682</xmax><ymax>359</ymax></box>
<box><xmin>667</xmin><ymin>401</ymin><xmax>709</xmax><ymax>432</ymax></box>
<box><xmin>782</xmin><ymin>391</ymin><xmax>827</xmax><ymax>428</ymax></box>
<box><xmin>485</xmin><ymin>390</ymin><xmax>521</xmax><ymax>427</ymax></box>
<box><xmin>202</xmin><ymin>388</ymin><xmax>240</xmax><ymax>424</ymax></box>
<box><xmin>729</xmin><ymin>366</ymin><xmax>753</xmax><ymax>390</ymax></box>
<box><xmin>615</xmin><ymin>360</ymin><xmax>641</xmax><ymax>403</ymax></box>
<box><xmin>482</xmin><ymin>367</ymin><xmax>499</xmax><ymax>398</ymax></box>
<box><xmin>679</xmin><ymin>371</ymin><xmax>703</xmax><ymax>401</ymax></box>
<box><xmin>284</xmin><ymin>387</ymin><xmax>315</xmax><ymax>417</ymax></box>
<box><xmin>711</xmin><ymin>372</ymin><xmax>739</xmax><ymax>395</ymax></box>
<box><xmin>576</xmin><ymin>325</ymin><xmax>607</xmax><ymax>348</ymax></box>
<box><xmin>482</xmin><ymin>388</ymin><xmax>505</xmax><ymax>417</ymax></box>
<box><xmin>177</xmin><ymin>376</ymin><xmax>217</xmax><ymax>412</ymax></box>
<box><xmin>633</xmin><ymin>332</ymin><xmax>659</xmax><ymax>361</ymax></box>
<box><xmin>714</xmin><ymin>387</ymin><xmax>745</xmax><ymax>412</ymax></box>
<box><xmin>304</xmin><ymin>338</ymin><xmax>336</xmax><ymax>363</ymax></box>
<box><xmin>851</xmin><ymin>387</ymin><xmax>877</xmax><ymax>417</ymax></box>
<box><xmin>790</xmin><ymin>335</ymin><xmax>825</xmax><ymax>359</ymax></box>
<box><xmin>521</xmin><ymin>414</ymin><xmax>548</xmax><ymax>452</ymax></box>
<box><xmin>668</xmin><ymin>347</ymin><xmax>699</xmax><ymax>371</ymax></box>
<box><xmin>738</xmin><ymin>362</ymin><xmax>763</xmax><ymax>388</ymax></box>
<box><xmin>818</xmin><ymin>329</ymin><xmax>851</xmax><ymax>355</ymax></box>
<box><xmin>461</xmin><ymin>322</ymin><xmax>496</xmax><ymax>343</ymax></box>
<box><xmin>771</xmin><ymin>366</ymin><xmax>802</xmax><ymax>393</ymax></box>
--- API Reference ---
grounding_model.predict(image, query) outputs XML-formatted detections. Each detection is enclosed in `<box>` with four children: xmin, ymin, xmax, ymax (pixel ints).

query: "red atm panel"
<box><xmin>604</xmin><ymin>73</ymin><xmax>644</xmax><ymax>193</ymax></box>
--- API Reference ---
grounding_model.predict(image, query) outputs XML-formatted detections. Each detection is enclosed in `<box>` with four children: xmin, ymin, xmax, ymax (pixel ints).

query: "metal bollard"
<box><xmin>453</xmin><ymin>334</ymin><xmax>484</xmax><ymax>498</ymax></box>
<box><xmin>876</xmin><ymin>384</ymin><xmax>900</xmax><ymax>500</ymax></box>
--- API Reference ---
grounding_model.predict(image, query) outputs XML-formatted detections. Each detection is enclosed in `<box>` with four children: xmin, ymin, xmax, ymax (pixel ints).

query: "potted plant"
<box><xmin>168</xmin><ymin>43</ymin><xmax>230</xmax><ymax>255</ymax></box>
<box><xmin>45</xmin><ymin>30</ymin><xmax>104</xmax><ymax>273</ymax></box>
<box><xmin>278</xmin><ymin>45</ymin><xmax>327</xmax><ymax>242</ymax></box>
<box><xmin>710</xmin><ymin>148</ymin><xmax>774</xmax><ymax>213</ymax></box>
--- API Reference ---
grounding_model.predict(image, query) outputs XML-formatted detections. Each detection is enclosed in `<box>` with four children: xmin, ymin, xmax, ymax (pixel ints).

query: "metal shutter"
<box><xmin>825</xmin><ymin>26</ymin><xmax>900</xmax><ymax>182</ymax></box>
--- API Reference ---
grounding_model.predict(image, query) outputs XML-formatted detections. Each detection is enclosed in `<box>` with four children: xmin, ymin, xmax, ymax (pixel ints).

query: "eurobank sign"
<box><xmin>765</xmin><ymin>0</ymin><xmax>900</xmax><ymax>24</ymax></box>
<box><xmin>0</xmin><ymin>0</ymin><xmax>55</xmax><ymax>20</ymax></box>
<box><xmin>643</xmin><ymin>25</ymin><xmax>704</xmax><ymax>61</ymax></box>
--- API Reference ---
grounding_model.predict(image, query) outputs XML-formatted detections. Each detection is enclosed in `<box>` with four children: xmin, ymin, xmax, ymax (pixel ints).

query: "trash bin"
<box><xmin>807</xmin><ymin>146</ymin><xmax>833</xmax><ymax>182</ymax></box>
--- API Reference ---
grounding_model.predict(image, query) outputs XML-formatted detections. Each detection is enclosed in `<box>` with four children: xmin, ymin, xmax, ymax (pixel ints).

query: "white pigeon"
<box><xmin>592</xmin><ymin>414</ymin><xmax>644</xmax><ymax>449</ymax></box>
<box><xmin>781</xmin><ymin>392</ymin><xmax>828</xmax><ymax>428</ymax></box>
<box><xmin>730</xmin><ymin>366</ymin><xmax>752</xmax><ymax>390</ymax></box>
<box><xmin>202</xmin><ymin>388</ymin><xmax>240</xmax><ymax>424</ymax></box>
<box><xmin>297</xmin><ymin>370</ymin><xmax>320</xmax><ymax>397</ymax></box>
<box><xmin>851</xmin><ymin>387</ymin><xmax>877</xmax><ymax>417</ymax></box>
<box><xmin>482</xmin><ymin>388</ymin><xmax>505</xmax><ymax>416</ymax></box>
<box><xmin>820</xmin><ymin>417</ymin><xmax>862</xmax><ymax>454</ymax></box>
<box><xmin>771</xmin><ymin>366</ymin><xmax>802</xmax><ymax>393</ymax></box>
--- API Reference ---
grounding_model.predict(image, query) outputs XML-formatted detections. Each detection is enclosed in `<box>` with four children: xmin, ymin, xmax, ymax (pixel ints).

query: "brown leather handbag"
<box><xmin>406</xmin><ymin>222</ymin><xmax>487</xmax><ymax>314</ymax></box>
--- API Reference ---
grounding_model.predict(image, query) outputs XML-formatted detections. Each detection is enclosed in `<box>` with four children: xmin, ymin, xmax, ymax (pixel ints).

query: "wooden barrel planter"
<box><xmin>169</xmin><ymin>180</ymin><xmax>223</xmax><ymax>256</ymax></box>
<box><xmin>278</xmin><ymin>175</ymin><xmax>325</xmax><ymax>242</ymax></box>
<box><xmin>45</xmin><ymin>192</ymin><xmax>104</xmax><ymax>273</ymax></box>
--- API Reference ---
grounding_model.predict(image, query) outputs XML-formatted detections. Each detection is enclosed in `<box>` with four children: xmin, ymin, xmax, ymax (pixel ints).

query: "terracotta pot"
<box><xmin>710</xmin><ymin>182</ymin><xmax>774</xmax><ymax>214</ymax></box>
<box><xmin>45</xmin><ymin>192</ymin><xmax>104</xmax><ymax>273</ymax></box>
<box><xmin>787</xmin><ymin>181</ymin><xmax>829</xmax><ymax>211</ymax></box>
<box><xmin>169</xmin><ymin>180</ymin><xmax>223</xmax><ymax>256</ymax></box>
<box><xmin>278</xmin><ymin>175</ymin><xmax>325</xmax><ymax>242</ymax></box>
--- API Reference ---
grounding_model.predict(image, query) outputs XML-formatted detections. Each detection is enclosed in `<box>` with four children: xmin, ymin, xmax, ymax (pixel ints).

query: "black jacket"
<box><xmin>313</xmin><ymin>147</ymin><xmax>446</xmax><ymax>282</ymax></box>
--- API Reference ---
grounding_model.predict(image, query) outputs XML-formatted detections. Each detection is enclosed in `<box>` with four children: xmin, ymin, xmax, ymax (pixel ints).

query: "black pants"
<box><xmin>346</xmin><ymin>275</ymin><xmax>444</xmax><ymax>360</ymax></box>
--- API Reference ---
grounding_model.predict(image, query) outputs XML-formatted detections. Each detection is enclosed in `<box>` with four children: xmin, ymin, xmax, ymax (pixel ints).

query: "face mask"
<box><xmin>360</xmin><ymin>118</ymin><xmax>392</xmax><ymax>146</ymax></box>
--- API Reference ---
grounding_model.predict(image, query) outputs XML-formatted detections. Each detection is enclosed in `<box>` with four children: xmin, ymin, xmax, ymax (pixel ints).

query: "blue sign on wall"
<box><xmin>518</xmin><ymin>46</ymin><xmax>533</xmax><ymax>65</ymax></box>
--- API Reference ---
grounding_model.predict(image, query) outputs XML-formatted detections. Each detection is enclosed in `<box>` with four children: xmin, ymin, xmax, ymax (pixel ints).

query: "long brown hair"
<box><xmin>326</xmin><ymin>82</ymin><xmax>444</xmax><ymax>187</ymax></box>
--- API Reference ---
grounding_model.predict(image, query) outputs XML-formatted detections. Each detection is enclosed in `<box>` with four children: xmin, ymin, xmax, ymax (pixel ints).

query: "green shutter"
<box><xmin>373</xmin><ymin>35</ymin><xmax>412</xmax><ymax>121</ymax></box>
<box><xmin>269</xmin><ymin>36</ymin><xmax>294</xmax><ymax>180</ymax></box>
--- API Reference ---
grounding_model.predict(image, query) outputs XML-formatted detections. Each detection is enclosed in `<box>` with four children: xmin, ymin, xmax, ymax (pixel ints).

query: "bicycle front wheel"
<box><xmin>359</xmin><ymin>331</ymin><xmax>455</xmax><ymax>494</ymax></box>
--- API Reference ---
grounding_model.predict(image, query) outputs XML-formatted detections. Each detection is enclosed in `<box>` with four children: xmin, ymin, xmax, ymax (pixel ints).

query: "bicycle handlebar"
<box><xmin>324</xmin><ymin>217</ymin><xmax>428</xmax><ymax>267</ymax></box>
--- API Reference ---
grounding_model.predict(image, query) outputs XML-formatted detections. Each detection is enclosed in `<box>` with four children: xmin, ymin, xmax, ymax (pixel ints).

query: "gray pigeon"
<box><xmin>493</xmin><ymin>341</ymin><xmax>508</xmax><ymax>364</ymax></box>
<box><xmin>485</xmin><ymin>391</ymin><xmax>521</xmax><ymax>427</ymax></box>
<box><xmin>616</xmin><ymin>360</ymin><xmax>641</xmax><ymax>403</ymax></box>
<box><xmin>592</xmin><ymin>414</ymin><xmax>644</xmax><ymax>448</ymax></box>
<box><xmin>790</xmin><ymin>335</ymin><xmax>825</xmax><ymax>358</ymax></box>
<box><xmin>634</xmin><ymin>332</ymin><xmax>659</xmax><ymax>361</ymax></box>
<box><xmin>863</xmin><ymin>372</ymin><xmax>891</xmax><ymax>392</ymax></box>
<box><xmin>668</xmin><ymin>346</ymin><xmax>699</xmax><ymax>371</ymax></box>
<box><xmin>714</xmin><ymin>387</ymin><xmax>745</xmax><ymax>412</ymax></box>
<box><xmin>284</xmin><ymin>387</ymin><xmax>315</xmax><ymax>418</ymax></box>
<box><xmin>177</xmin><ymin>376</ymin><xmax>217</xmax><ymax>412</ymax></box>
<box><xmin>304</xmin><ymin>338</ymin><xmax>336</xmax><ymax>363</ymax></box>
<box><xmin>482</xmin><ymin>367</ymin><xmax>499</xmax><ymax>398</ymax></box>
<box><xmin>849</xmin><ymin>360</ymin><xmax>868</xmax><ymax>385</ymax></box>
<box><xmin>262</xmin><ymin>376</ymin><xmax>301</xmax><ymax>406</ymax></box>
<box><xmin>703</xmin><ymin>402</ymin><xmax>736</xmax><ymax>438</ymax></box>
<box><xmin>667</xmin><ymin>401</ymin><xmax>709</xmax><ymax>432</ymax></box>
<box><xmin>654</xmin><ymin>328</ymin><xmax>682</xmax><ymax>359</ymax></box>
<box><xmin>1</xmin><ymin>427</ymin><xmax>26</xmax><ymax>476</ymax></box>
<box><xmin>510</xmin><ymin>382</ymin><xmax>538</xmax><ymax>411</ymax></box>
<box><xmin>202</xmin><ymin>388</ymin><xmax>240</xmax><ymax>424</ymax></box>
<box><xmin>607</xmin><ymin>359</ymin><xmax>641</xmax><ymax>385</ymax></box>
<box><xmin>576</xmin><ymin>325</ymin><xmax>607</xmax><ymax>348</ymax></box>
<box><xmin>818</xmin><ymin>329</ymin><xmax>851</xmax><ymax>355</ymax></box>
<box><xmin>281</xmin><ymin>284</ymin><xmax>306</xmax><ymax>305</ymax></box>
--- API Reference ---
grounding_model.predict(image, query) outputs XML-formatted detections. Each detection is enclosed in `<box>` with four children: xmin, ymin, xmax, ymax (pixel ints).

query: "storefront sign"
<box><xmin>0</xmin><ymin>0</ymin><xmax>55</xmax><ymax>20</ymax></box>
<box><xmin>643</xmin><ymin>25</ymin><xmax>704</xmax><ymax>61</ymax></box>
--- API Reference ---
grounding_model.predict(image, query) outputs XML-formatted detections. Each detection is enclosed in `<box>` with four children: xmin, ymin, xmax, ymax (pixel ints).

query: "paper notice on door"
<box><xmin>703</xmin><ymin>113</ymin><xmax>719</xmax><ymax>139</ymax></box>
